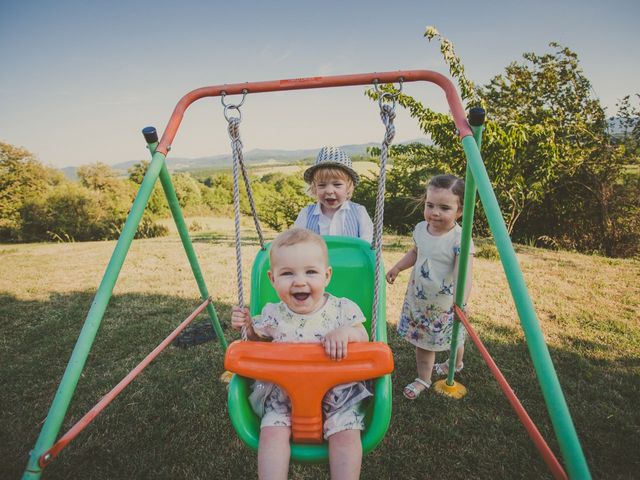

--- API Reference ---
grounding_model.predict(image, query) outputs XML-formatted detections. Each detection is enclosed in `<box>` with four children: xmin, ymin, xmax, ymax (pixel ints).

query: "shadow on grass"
<box><xmin>374</xmin><ymin>322</ymin><xmax>638</xmax><ymax>480</ymax></box>
<box><xmin>1</xmin><ymin>291</ymin><xmax>638</xmax><ymax>479</ymax></box>
<box><xmin>190</xmin><ymin>231</ymin><xmax>271</xmax><ymax>248</ymax></box>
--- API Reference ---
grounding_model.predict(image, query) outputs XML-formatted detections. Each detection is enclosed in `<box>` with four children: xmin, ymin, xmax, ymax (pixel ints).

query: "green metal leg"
<box><xmin>461</xmin><ymin>135</ymin><xmax>591</xmax><ymax>479</ymax></box>
<box><xmin>156</xmin><ymin>163</ymin><xmax>227</xmax><ymax>349</ymax></box>
<box><xmin>447</xmin><ymin>123</ymin><xmax>482</xmax><ymax>387</ymax></box>
<box><xmin>22</xmin><ymin>150</ymin><xmax>168</xmax><ymax>479</ymax></box>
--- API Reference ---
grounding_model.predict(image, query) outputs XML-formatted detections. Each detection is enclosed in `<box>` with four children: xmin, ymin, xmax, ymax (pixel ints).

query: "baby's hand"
<box><xmin>231</xmin><ymin>306</ymin><xmax>250</xmax><ymax>331</ymax></box>
<box><xmin>323</xmin><ymin>327</ymin><xmax>351</xmax><ymax>361</ymax></box>
<box><xmin>386</xmin><ymin>267</ymin><xmax>399</xmax><ymax>284</ymax></box>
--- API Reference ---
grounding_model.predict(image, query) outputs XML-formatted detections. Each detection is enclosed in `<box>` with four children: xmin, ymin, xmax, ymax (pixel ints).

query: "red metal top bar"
<box><xmin>156</xmin><ymin>70</ymin><xmax>472</xmax><ymax>156</ymax></box>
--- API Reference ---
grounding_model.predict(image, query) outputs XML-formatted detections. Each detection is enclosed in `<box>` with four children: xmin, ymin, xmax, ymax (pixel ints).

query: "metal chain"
<box><xmin>370</xmin><ymin>80</ymin><xmax>401</xmax><ymax>341</ymax></box>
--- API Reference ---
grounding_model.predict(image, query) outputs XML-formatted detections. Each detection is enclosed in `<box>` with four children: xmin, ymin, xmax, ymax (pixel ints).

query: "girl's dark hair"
<box><xmin>427</xmin><ymin>174</ymin><xmax>465</xmax><ymax>207</ymax></box>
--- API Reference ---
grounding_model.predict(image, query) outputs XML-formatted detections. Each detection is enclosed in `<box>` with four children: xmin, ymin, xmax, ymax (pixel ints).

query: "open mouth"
<box><xmin>293</xmin><ymin>292</ymin><xmax>310</xmax><ymax>302</ymax></box>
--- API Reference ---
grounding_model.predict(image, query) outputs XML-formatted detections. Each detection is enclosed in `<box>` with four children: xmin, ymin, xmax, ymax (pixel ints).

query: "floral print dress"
<box><xmin>249</xmin><ymin>294</ymin><xmax>373</xmax><ymax>439</ymax></box>
<box><xmin>397</xmin><ymin>221</ymin><xmax>473</xmax><ymax>351</ymax></box>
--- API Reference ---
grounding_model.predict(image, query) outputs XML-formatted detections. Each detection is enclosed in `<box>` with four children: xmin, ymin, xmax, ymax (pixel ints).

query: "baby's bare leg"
<box><xmin>328</xmin><ymin>429</ymin><xmax>362</xmax><ymax>480</ymax></box>
<box><xmin>258</xmin><ymin>426</ymin><xmax>291</xmax><ymax>480</ymax></box>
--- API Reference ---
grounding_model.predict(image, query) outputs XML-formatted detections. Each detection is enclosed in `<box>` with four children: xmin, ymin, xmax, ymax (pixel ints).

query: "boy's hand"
<box><xmin>231</xmin><ymin>306</ymin><xmax>250</xmax><ymax>331</ymax></box>
<box><xmin>386</xmin><ymin>266</ymin><xmax>399</xmax><ymax>284</ymax></box>
<box><xmin>323</xmin><ymin>326</ymin><xmax>351</xmax><ymax>361</ymax></box>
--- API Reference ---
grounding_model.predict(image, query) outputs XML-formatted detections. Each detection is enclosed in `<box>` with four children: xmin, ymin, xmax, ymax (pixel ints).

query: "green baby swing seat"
<box><xmin>226</xmin><ymin>235</ymin><xmax>393</xmax><ymax>463</ymax></box>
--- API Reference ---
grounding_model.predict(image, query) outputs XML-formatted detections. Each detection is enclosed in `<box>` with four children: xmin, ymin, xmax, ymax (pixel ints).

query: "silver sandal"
<box><xmin>433</xmin><ymin>360</ymin><xmax>464</xmax><ymax>376</ymax></box>
<box><xmin>402</xmin><ymin>378</ymin><xmax>431</xmax><ymax>400</ymax></box>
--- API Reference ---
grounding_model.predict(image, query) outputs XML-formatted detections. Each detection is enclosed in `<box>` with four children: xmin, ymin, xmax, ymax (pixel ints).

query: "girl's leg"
<box><xmin>328</xmin><ymin>429</ymin><xmax>362</xmax><ymax>480</ymax></box>
<box><xmin>416</xmin><ymin>346</ymin><xmax>436</xmax><ymax>385</ymax></box>
<box><xmin>404</xmin><ymin>346</ymin><xmax>435</xmax><ymax>398</ymax></box>
<box><xmin>436</xmin><ymin>344</ymin><xmax>465</xmax><ymax>374</ymax></box>
<box><xmin>455</xmin><ymin>344</ymin><xmax>464</xmax><ymax>370</ymax></box>
<box><xmin>258</xmin><ymin>426</ymin><xmax>291</xmax><ymax>480</ymax></box>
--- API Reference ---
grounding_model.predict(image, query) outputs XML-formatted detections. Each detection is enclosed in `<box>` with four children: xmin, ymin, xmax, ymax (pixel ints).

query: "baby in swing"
<box><xmin>294</xmin><ymin>146</ymin><xmax>373</xmax><ymax>243</ymax></box>
<box><xmin>231</xmin><ymin>228</ymin><xmax>371</xmax><ymax>480</ymax></box>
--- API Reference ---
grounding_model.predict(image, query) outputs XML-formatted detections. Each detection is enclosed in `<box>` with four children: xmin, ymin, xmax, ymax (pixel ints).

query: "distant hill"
<box><xmin>61</xmin><ymin>139</ymin><xmax>429</xmax><ymax>179</ymax></box>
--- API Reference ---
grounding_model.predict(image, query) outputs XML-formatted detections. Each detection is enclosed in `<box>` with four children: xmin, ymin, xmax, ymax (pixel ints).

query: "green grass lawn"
<box><xmin>1</xmin><ymin>219</ymin><xmax>639</xmax><ymax>479</ymax></box>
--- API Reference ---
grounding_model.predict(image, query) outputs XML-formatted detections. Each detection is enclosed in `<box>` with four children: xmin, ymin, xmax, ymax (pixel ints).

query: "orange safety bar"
<box><xmin>156</xmin><ymin>70</ymin><xmax>473</xmax><ymax>157</ymax></box>
<box><xmin>224</xmin><ymin>341</ymin><xmax>394</xmax><ymax>443</ymax></box>
<box><xmin>38</xmin><ymin>298</ymin><xmax>212</xmax><ymax>468</ymax></box>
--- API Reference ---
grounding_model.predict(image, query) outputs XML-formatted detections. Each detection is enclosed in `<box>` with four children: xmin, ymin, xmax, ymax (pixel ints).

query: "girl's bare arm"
<box><xmin>386</xmin><ymin>246</ymin><xmax>418</xmax><ymax>284</ymax></box>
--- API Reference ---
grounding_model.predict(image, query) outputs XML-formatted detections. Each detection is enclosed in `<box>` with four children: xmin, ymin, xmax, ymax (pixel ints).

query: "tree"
<box><xmin>257</xmin><ymin>174</ymin><xmax>309</xmax><ymax>231</ymax></box>
<box><xmin>128</xmin><ymin>160</ymin><xmax>149</xmax><ymax>184</ymax></box>
<box><xmin>171</xmin><ymin>172</ymin><xmax>203</xmax><ymax>211</ymax></box>
<box><xmin>127</xmin><ymin>160</ymin><xmax>169</xmax><ymax>217</ymax></box>
<box><xmin>77</xmin><ymin>162</ymin><xmax>120</xmax><ymax>192</ymax></box>
<box><xmin>0</xmin><ymin>142</ymin><xmax>62</xmax><ymax>240</ymax></box>
<box><xmin>365</xmin><ymin>27</ymin><xmax>639</xmax><ymax>255</ymax></box>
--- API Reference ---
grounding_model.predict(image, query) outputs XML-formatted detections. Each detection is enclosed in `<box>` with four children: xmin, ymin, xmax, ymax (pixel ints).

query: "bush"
<box><xmin>20</xmin><ymin>183</ymin><xmax>107</xmax><ymax>242</ymax></box>
<box><xmin>135</xmin><ymin>216</ymin><xmax>169</xmax><ymax>239</ymax></box>
<box><xmin>20</xmin><ymin>182</ymin><xmax>168</xmax><ymax>242</ymax></box>
<box><xmin>0</xmin><ymin>142</ymin><xmax>63</xmax><ymax>241</ymax></box>
<box><xmin>257</xmin><ymin>175</ymin><xmax>309</xmax><ymax>231</ymax></box>
<box><xmin>172</xmin><ymin>173</ymin><xmax>203</xmax><ymax>210</ymax></box>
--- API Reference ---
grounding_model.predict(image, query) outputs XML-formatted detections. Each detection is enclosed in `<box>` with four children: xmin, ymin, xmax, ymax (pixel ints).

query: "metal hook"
<box><xmin>221</xmin><ymin>89</ymin><xmax>248</xmax><ymax>123</ymax></box>
<box><xmin>372</xmin><ymin>78</ymin><xmax>403</xmax><ymax>95</ymax></box>
<box><xmin>373</xmin><ymin>78</ymin><xmax>403</xmax><ymax>111</ymax></box>
<box><xmin>224</xmin><ymin>105</ymin><xmax>242</xmax><ymax>122</ymax></box>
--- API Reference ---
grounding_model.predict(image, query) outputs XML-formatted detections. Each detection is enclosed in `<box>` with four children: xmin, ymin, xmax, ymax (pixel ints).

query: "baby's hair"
<box><xmin>270</xmin><ymin>228</ymin><xmax>329</xmax><ymax>266</ymax></box>
<box><xmin>426</xmin><ymin>174</ymin><xmax>465</xmax><ymax>208</ymax></box>
<box><xmin>308</xmin><ymin>167</ymin><xmax>354</xmax><ymax>199</ymax></box>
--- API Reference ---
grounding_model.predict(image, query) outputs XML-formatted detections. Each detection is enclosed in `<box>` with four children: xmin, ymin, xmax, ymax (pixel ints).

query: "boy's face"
<box><xmin>268</xmin><ymin>241</ymin><xmax>332</xmax><ymax>315</ymax></box>
<box><xmin>313</xmin><ymin>173</ymin><xmax>353</xmax><ymax>214</ymax></box>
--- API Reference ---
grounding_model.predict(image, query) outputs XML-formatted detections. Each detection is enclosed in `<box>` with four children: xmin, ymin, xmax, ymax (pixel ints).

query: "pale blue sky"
<box><xmin>1</xmin><ymin>0</ymin><xmax>638</xmax><ymax>167</ymax></box>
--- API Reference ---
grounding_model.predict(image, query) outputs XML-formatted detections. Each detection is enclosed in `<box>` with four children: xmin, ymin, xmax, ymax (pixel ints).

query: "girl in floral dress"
<box><xmin>386</xmin><ymin>174</ymin><xmax>474</xmax><ymax>399</ymax></box>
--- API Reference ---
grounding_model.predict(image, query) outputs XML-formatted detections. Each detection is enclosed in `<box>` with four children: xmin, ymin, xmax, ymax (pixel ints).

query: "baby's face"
<box><xmin>268</xmin><ymin>241</ymin><xmax>332</xmax><ymax>315</ymax></box>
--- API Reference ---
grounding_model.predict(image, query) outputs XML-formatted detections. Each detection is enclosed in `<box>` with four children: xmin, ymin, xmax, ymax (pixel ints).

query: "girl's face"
<box><xmin>423</xmin><ymin>186</ymin><xmax>462</xmax><ymax>235</ymax></box>
<box><xmin>268</xmin><ymin>241</ymin><xmax>332</xmax><ymax>315</ymax></box>
<box><xmin>313</xmin><ymin>171</ymin><xmax>353</xmax><ymax>214</ymax></box>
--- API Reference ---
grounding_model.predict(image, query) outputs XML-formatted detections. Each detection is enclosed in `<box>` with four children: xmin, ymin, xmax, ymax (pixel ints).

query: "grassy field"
<box><xmin>1</xmin><ymin>217</ymin><xmax>639</xmax><ymax>479</ymax></box>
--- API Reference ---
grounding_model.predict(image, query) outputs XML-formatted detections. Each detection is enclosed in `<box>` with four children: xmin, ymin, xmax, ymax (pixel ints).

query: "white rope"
<box><xmin>226</xmin><ymin>114</ymin><xmax>266</xmax><ymax>340</ymax></box>
<box><xmin>227</xmin><ymin>117</ymin><xmax>247</xmax><ymax>340</ymax></box>
<box><xmin>371</xmin><ymin>89</ymin><xmax>398</xmax><ymax>341</ymax></box>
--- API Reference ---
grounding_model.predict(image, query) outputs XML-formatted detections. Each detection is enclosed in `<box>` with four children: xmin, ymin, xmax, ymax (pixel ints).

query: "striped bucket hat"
<box><xmin>303</xmin><ymin>146</ymin><xmax>360</xmax><ymax>186</ymax></box>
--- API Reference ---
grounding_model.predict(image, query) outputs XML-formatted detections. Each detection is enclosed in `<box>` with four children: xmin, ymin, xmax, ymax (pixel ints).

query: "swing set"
<box><xmin>23</xmin><ymin>70</ymin><xmax>591</xmax><ymax>479</ymax></box>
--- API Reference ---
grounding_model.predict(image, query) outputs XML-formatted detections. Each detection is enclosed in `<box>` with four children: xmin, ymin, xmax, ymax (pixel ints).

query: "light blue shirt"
<box><xmin>293</xmin><ymin>201</ymin><xmax>373</xmax><ymax>243</ymax></box>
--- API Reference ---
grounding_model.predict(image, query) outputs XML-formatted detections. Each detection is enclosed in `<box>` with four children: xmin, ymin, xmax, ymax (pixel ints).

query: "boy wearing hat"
<box><xmin>294</xmin><ymin>146</ymin><xmax>374</xmax><ymax>243</ymax></box>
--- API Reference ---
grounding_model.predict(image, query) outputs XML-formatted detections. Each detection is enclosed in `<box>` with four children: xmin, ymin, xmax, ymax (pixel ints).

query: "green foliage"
<box><xmin>128</xmin><ymin>160</ymin><xmax>149</xmax><ymax>184</ymax></box>
<box><xmin>171</xmin><ymin>172</ymin><xmax>203</xmax><ymax>211</ymax></box>
<box><xmin>0</xmin><ymin>142</ymin><xmax>62</xmax><ymax>240</ymax></box>
<box><xmin>363</xmin><ymin>27</ymin><xmax>639</xmax><ymax>256</ymax></box>
<box><xmin>257</xmin><ymin>174</ymin><xmax>309</xmax><ymax>231</ymax></box>
<box><xmin>21</xmin><ymin>183</ymin><xmax>111</xmax><ymax>242</ymax></box>
<box><xmin>135</xmin><ymin>215</ymin><xmax>169</xmax><ymax>239</ymax></box>
<box><xmin>127</xmin><ymin>160</ymin><xmax>169</xmax><ymax>217</ymax></box>
<box><xmin>77</xmin><ymin>162</ymin><xmax>120</xmax><ymax>191</ymax></box>
<box><xmin>355</xmin><ymin>144</ymin><xmax>442</xmax><ymax>234</ymax></box>
<box><xmin>19</xmin><ymin>181</ymin><xmax>167</xmax><ymax>242</ymax></box>
<box><xmin>200</xmin><ymin>171</ymin><xmax>309</xmax><ymax>232</ymax></box>
<box><xmin>200</xmin><ymin>173</ymin><xmax>236</xmax><ymax>216</ymax></box>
